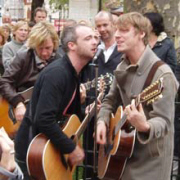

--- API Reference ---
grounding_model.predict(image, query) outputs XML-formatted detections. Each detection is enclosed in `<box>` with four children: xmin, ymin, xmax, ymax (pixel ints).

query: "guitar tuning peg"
<box><xmin>159</xmin><ymin>94</ymin><xmax>163</xmax><ymax>99</ymax></box>
<box><xmin>147</xmin><ymin>100</ymin><xmax>151</xmax><ymax>105</ymax></box>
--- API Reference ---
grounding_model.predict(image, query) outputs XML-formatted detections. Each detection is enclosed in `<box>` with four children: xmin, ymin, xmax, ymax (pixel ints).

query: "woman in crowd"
<box><xmin>2</xmin><ymin>21</ymin><xmax>29</xmax><ymax>69</ymax></box>
<box><xmin>144</xmin><ymin>12</ymin><xmax>177</xmax><ymax>72</ymax></box>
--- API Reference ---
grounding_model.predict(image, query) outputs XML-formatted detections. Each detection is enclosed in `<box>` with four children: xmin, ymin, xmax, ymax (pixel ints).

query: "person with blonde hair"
<box><xmin>2</xmin><ymin>24</ymin><xmax>11</xmax><ymax>42</ymax></box>
<box><xmin>0</xmin><ymin>21</ymin><xmax>60</xmax><ymax>126</ymax></box>
<box><xmin>2</xmin><ymin>21</ymin><xmax>29</xmax><ymax>69</ymax></box>
<box><xmin>96</xmin><ymin>12</ymin><xmax>178</xmax><ymax>180</ymax></box>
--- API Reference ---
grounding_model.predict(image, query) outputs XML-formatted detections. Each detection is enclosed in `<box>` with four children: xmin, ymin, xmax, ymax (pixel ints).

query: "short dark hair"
<box><xmin>34</xmin><ymin>7</ymin><xmax>47</xmax><ymax>17</ymax></box>
<box><xmin>61</xmin><ymin>24</ymin><xmax>88</xmax><ymax>53</ymax></box>
<box><xmin>144</xmin><ymin>12</ymin><xmax>165</xmax><ymax>36</ymax></box>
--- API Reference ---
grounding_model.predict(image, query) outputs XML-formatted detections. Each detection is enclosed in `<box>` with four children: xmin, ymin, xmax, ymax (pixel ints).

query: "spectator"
<box><xmin>2</xmin><ymin>21</ymin><xmax>29</xmax><ymax>69</ymax></box>
<box><xmin>0</xmin><ymin>21</ymin><xmax>60</xmax><ymax>123</ymax></box>
<box><xmin>144</xmin><ymin>12</ymin><xmax>177</xmax><ymax>72</ymax></box>
<box><xmin>2</xmin><ymin>24</ymin><xmax>11</xmax><ymax>42</ymax></box>
<box><xmin>33</xmin><ymin>7</ymin><xmax>47</xmax><ymax>23</ymax></box>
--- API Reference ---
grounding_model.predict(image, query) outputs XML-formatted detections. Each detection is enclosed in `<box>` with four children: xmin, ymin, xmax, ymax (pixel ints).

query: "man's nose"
<box><xmin>41</xmin><ymin>49</ymin><xmax>48</xmax><ymax>56</ymax></box>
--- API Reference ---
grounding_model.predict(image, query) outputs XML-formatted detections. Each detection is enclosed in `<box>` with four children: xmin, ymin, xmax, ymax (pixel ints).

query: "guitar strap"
<box><xmin>143</xmin><ymin>61</ymin><xmax>164</xmax><ymax>89</ymax></box>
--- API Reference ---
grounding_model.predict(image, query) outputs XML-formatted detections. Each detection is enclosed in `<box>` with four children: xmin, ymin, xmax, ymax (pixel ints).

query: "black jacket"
<box><xmin>15</xmin><ymin>55</ymin><xmax>81</xmax><ymax>161</ymax></box>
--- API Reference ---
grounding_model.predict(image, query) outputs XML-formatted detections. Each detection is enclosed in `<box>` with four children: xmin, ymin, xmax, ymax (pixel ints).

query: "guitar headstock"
<box><xmin>97</xmin><ymin>73</ymin><xmax>114</xmax><ymax>92</ymax></box>
<box><xmin>84</xmin><ymin>73</ymin><xmax>114</xmax><ymax>92</ymax></box>
<box><xmin>139</xmin><ymin>77</ymin><xmax>164</xmax><ymax>105</ymax></box>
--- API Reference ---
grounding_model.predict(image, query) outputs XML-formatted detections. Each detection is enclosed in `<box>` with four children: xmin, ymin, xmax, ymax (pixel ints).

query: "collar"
<box><xmin>12</xmin><ymin>38</ymin><xmax>24</xmax><ymax>45</ymax></box>
<box><xmin>117</xmin><ymin>45</ymin><xmax>160</xmax><ymax>75</ymax></box>
<box><xmin>100</xmin><ymin>41</ymin><xmax>116</xmax><ymax>51</ymax></box>
<box><xmin>34</xmin><ymin>50</ymin><xmax>56</xmax><ymax>65</ymax></box>
<box><xmin>157</xmin><ymin>32</ymin><xmax>167</xmax><ymax>42</ymax></box>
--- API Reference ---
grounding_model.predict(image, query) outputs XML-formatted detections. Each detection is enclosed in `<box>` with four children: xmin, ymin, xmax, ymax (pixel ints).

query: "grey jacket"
<box><xmin>98</xmin><ymin>46</ymin><xmax>179</xmax><ymax>180</ymax></box>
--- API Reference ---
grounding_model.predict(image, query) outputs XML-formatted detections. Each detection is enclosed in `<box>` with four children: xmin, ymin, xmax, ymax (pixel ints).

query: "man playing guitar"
<box><xmin>96</xmin><ymin>12</ymin><xmax>178</xmax><ymax>180</ymax></box>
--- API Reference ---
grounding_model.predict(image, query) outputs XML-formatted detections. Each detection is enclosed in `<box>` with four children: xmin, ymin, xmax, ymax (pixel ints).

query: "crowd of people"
<box><xmin>0</xmin><ymin>6</ymin><xmax>179</xmax><ymax>180</ymax></box>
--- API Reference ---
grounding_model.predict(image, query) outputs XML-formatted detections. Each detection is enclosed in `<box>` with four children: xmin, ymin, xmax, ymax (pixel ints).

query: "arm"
<box><xmin>0</xmin><ymin>53</ymin><xmax>25</xmax><ymax>106</ymax></box>
<box><xmin>164</xmin><ymin>40</ymin><xmax>177</xmax><ymax>73</ymax></box>
<box><xmin>34</xmin><ymin>70</ymin><xmax>84</xmax><ymax>165</ymax></box>
<box><xmin>0</xmin><ymin>53</ymin><xmax>27</xmax><ymax>121</ymax></box>
<box><xmin>33</xmin><ymin>69</ymin><xmax>80</xmax><ymax>153</ymax></box>
<box><xmin>136</xmin><ymin>73</ymin><xmax>178</xmax><ymax>143</ymax></box>
<box><xmin>0</xmin><ymin>128</ymin><xmax>23</xmax><ymax>180</ymax></box>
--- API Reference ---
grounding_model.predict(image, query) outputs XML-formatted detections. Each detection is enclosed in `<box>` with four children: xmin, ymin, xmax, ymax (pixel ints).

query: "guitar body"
<box><xmin>0</xmin><ymin>97</ymin><xmax>21</xmax><ymax>139</ymax></box>
<box><xmin>26</xmin><ymin>115</ymin><xmax>81</xmax><ymax>180</ymax></box>
<box><xmin>98</xmin><ymin>106</ymin><xmax>136</xmax><ymax>180</ymax></box>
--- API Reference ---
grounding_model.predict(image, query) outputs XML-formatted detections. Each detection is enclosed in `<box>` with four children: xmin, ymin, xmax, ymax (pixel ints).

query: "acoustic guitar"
<box><xmin>0</xmin><ymin>87</ymin><xmax>33</xmax><ymax>139</ymax></box>
<box><xmin>98</xmin><ymin>77</ymin><xmax>164</xmax><ymax>180</ymax></box>
<box><xmin>26</xmin><ymin>90</ymin><xmax>104</xmax><ymax>180</ymax></box>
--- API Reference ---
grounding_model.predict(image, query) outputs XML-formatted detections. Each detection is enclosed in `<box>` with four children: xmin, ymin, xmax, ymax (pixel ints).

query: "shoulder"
<box><xmin>3</xmin><ymin>42</ymin><xmax>13</xmax><ymax>51</ymax></box>
<box><xmin>161</xmin><ymin>37</ymin><xmax>174</xmax><ymax>47</ymax></box>
<box><xmin>155</xmin><ymin>62</ymin><xmax>178</xmax><ymax>87</ymax></box>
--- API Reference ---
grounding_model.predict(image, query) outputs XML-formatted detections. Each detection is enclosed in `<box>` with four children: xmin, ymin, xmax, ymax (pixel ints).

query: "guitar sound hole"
<box><xmin>125</xmin><ymin>125</ymin><xmax>135</xmax><ymax>133</ymax></box>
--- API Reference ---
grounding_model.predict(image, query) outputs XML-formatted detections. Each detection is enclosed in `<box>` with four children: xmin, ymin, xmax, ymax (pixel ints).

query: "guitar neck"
<box><xmin>114</xmin><ymin>95</ymin><xmax>141</xmax><ymax>135</ymax></box>
<box><xmin>75</xmin><ymin>92</ymin><xmax>104</xmax><ymax>139</ymax></box>
<box><xmin>114</xmin><ymin>78</ymin><xmax>164</xmax><ymax>135</ymax></box>
<box><xmin>83</xmin><ymin>80</ymin><xmax>95</xmax><ymax>91</ymax></box>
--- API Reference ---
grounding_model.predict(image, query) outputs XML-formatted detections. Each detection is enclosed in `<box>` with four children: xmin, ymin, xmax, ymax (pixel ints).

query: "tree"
<box><xmin>124</xmin><ymin>0</ymin><xmax>180</xmax><ymax>48</ymax></box>
<box><xmin>31</xmin><ymin>0</ymin><xmax>44</xmax><ymax>21</ymax></box>
<box><xmin>49</xmin><ymin>0</ymin><xmax>68</xmax><ymax>10</ymax></box>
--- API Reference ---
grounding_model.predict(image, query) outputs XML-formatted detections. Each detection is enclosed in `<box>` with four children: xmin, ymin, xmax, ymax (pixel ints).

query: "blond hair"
<box><xmin>27</xmin><ymin>21</ymin><xmax>59</xmax><ymax>50</ymax></box>
<box><xmin>12</xmin><ymin>21</ymin><xmax>29</xmax><ymax>35</ymax></box>
<box><xmin>117</xmin><ymin>12</ymin><xmax>152</xmax><ymax>45</ymax></box>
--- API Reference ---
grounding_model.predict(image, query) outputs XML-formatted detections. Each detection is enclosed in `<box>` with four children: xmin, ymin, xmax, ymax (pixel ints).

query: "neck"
<box><xmin>148</xmin><ymin>33</ymin><xmax>158</xmax><ymax>48</ymax></box>
<box><xmin>14</xmin><ymin>38</ymin><xmax>24</xmax><ymax>44</ymax></box>
<box><xmin>126</xmin><ymin>43</ymin><xmax>146</xmax><ymax>65</ymax></box>
<box><xmin>103</xmin><ymin>36</ymin><xmax>115</xmax><ymax>49</ymax></box>
<box><xmin>68</xmin><ymin>53</ymin><xmax>89</xmax><ymax>74</ymax></box>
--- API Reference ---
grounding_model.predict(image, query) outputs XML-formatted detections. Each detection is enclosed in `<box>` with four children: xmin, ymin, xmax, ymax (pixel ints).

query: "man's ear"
<box><xmin>68</xmin><ymin>42</ymin><xmax>76</xmax><ymax>51</ymax></box>
<box><xmin>140</xmin><ymin>31</ymin><xmax>145</xmax><ymax>39</ymax></box>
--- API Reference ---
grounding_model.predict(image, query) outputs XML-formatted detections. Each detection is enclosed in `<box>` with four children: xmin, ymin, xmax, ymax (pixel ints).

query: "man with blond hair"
<box><xmin>0</xmin><ymin>21</ymin><xmax>60</xmax><ymax>122</ymax></box>
<box><xmin>96</xmin><ymin>12</ymin><xmax>178</xmax><ymax>180</ymax></box>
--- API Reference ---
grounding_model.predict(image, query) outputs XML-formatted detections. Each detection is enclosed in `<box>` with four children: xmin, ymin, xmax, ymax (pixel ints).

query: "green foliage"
<box><xmin>49</xmin><ymin>0</ymin><xmax>68</xmax><ymax>10</ymax></box>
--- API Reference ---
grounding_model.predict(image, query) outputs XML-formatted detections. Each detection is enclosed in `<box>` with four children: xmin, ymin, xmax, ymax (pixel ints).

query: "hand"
<box><xmin>68</xmin><ymin>145</ymin><xmax>84</xmax><ymax>167</ymax></box>
<box><xmin>96</xmin><ymin>121</ymin><xmax>106</xmax><ymax>144</ymax></box>
<box><xmin>0</xmin><ymin>127</ymin><xmax>16</xmax><ymax>172</ymax></box>
<box><xmin>80</xmin><ymin>84</ymin><xmax>86</xmax><ymax>104</ymax></box>
<box><xmin>14</xmin><ymin>102</ymin><xmax>26</xmax><ymax>121</ymax></box>
<box><xmin>124</xmin><ymin>99</ymin><xmax>150</xmax><ymax>132</ymax></box>
<box><xmin>85</xmin><ymin>99</ymin><xmax>101</xmax><ymax>115</ymax></box>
